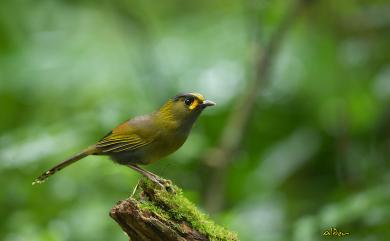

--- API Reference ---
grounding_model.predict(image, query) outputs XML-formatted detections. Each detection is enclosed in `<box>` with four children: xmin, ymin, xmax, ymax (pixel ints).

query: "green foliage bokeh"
<box><xmin>0</xmin><ymin>0</ymin><xmax>389</xmax><ymax>240</ymax></box>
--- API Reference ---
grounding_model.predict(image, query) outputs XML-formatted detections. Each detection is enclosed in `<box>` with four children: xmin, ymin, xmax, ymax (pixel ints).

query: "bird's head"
<box><xmin>157</xmin><ymin>92</ymin><xmax>216</xmax><ymax>125</ymax></box>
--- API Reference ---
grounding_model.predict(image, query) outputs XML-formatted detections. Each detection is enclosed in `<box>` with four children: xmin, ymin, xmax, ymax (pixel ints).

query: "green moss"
<box><xmin>139</xmin><ymin>200</ymin><xmax>170</xmax><ymax>220</ymax></box>
<box><xmin>136</xmin><ymin>178</ymin><xmax>239</xmax><ymax>241</ymax></box>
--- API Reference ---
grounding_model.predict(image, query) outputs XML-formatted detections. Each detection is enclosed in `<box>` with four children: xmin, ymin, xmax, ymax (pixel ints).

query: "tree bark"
<box><xmin>110</xmin><ymin>178</ymin><xmax>238</xmax><ymax>241</ymax></box>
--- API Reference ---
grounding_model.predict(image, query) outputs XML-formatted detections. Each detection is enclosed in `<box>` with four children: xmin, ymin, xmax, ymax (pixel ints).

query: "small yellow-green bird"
<box><xmin>33</xmin><ymin>93</ymin><xmax>215</xmax><ymax>185</ymax></box>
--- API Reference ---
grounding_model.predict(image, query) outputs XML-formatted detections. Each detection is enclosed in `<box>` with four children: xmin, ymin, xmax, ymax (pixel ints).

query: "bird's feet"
<box><xmin>126</xmin><ymin>164</ymin><xmax>173</xmax><ymax>192</ymax></box>
<box><xmin>148</xmin><ymin>174</ymin><xmax>172</xmax><ymax>189</ymax></box>
<box><xmin>131</xmin><ymin>176</ymin><xmax>174</xmax><ymax>198</ymax></box>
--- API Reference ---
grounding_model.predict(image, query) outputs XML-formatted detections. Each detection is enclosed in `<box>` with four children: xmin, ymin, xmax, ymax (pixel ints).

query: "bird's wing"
<box><xmin>95</xmin><ymin>132</ymin><xmax>153</xmax><ymax>153</ymax></box>
<box><xmin>95</xmin><ymin>114</ymin><xmax>159</xmax><ymax>154</ymax></box>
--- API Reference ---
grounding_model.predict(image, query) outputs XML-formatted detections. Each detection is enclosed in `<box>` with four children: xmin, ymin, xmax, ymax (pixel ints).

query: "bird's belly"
<box><xmin>145</xmin><ymin>134</ymin><xmax>187</xmax><ymax>163</ymax></box>
<box><xmin>110</xmin><ymin>149</ymin><xmax>148</xmax><ymax>165</ymax></box>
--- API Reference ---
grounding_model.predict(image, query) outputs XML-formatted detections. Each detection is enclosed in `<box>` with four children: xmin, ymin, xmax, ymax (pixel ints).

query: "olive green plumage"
<box><xmin>33</xmin><ymin>93</ymin><xmax>215</xmax><ymax>185</ymax></box>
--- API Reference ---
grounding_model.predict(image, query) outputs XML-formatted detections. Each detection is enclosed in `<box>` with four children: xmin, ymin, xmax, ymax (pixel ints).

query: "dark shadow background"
<box><xmin>0</xmin><ymin>0</ymin><xmax>389</xmax><ymax>240</ymax></box>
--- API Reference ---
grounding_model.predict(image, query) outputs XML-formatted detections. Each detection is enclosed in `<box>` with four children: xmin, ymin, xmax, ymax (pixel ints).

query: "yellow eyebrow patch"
<box><xmin>188</xmin><ymin>92</ymin><xmax>205</xmax><ymax>102</ymax></box>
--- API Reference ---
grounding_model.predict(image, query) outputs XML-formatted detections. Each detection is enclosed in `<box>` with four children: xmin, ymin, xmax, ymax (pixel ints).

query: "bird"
<box><xmin>32</xmin><ymin>92</ymin><xmax>215</xmax><ymax>186</ymax></box>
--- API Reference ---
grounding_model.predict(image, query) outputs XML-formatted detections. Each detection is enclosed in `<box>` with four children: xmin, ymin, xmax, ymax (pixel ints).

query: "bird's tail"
<box><xmin>32</xmin><ymin>146</ymin><xmax>96</xmax><ymax>185</ymax></box>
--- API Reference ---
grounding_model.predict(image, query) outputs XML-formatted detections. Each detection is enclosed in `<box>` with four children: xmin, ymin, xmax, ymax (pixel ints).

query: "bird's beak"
<box><xmin>201</xmin><ymin>99</ymin><xmax>216</xmax><ymax>107</ymax></box>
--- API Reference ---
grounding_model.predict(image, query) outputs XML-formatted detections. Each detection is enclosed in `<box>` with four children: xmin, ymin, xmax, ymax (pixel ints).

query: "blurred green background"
<box><xmin>1</xmin><ymin>0</ymin><xmax>389</xmax><ymax>240</ymax></box>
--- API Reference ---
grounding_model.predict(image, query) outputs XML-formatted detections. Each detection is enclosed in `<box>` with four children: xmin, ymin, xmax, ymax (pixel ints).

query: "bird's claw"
<box><xmin>150</xmin><ymin>176</ymin><xmax>167</xmax><ymax>188</ymax></box>
<box><xmin>148</xmin><ymin>176</ymin><xmax>174</xmax><ymax>193</ymax></box>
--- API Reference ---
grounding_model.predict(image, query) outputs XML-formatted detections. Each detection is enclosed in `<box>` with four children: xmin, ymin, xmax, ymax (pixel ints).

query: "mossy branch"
<box><xmin>110</xmin><ymin>178</ymin><xmax>239</xmax><ymax>241</ymax></box>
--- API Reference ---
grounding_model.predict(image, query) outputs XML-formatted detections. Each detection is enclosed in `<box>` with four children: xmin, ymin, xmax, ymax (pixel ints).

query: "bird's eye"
<box><xmin>184</xmin><ymin>97</ymin><xmax>193</xmax><ymax>106</ymax></box>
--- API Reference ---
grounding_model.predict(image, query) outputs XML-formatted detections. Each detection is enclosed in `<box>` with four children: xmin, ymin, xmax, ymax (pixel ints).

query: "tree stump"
<box><xmin>110</xmin><ymin>178</ymin><xmax>239</xmax><ymax>241</ymax></box>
